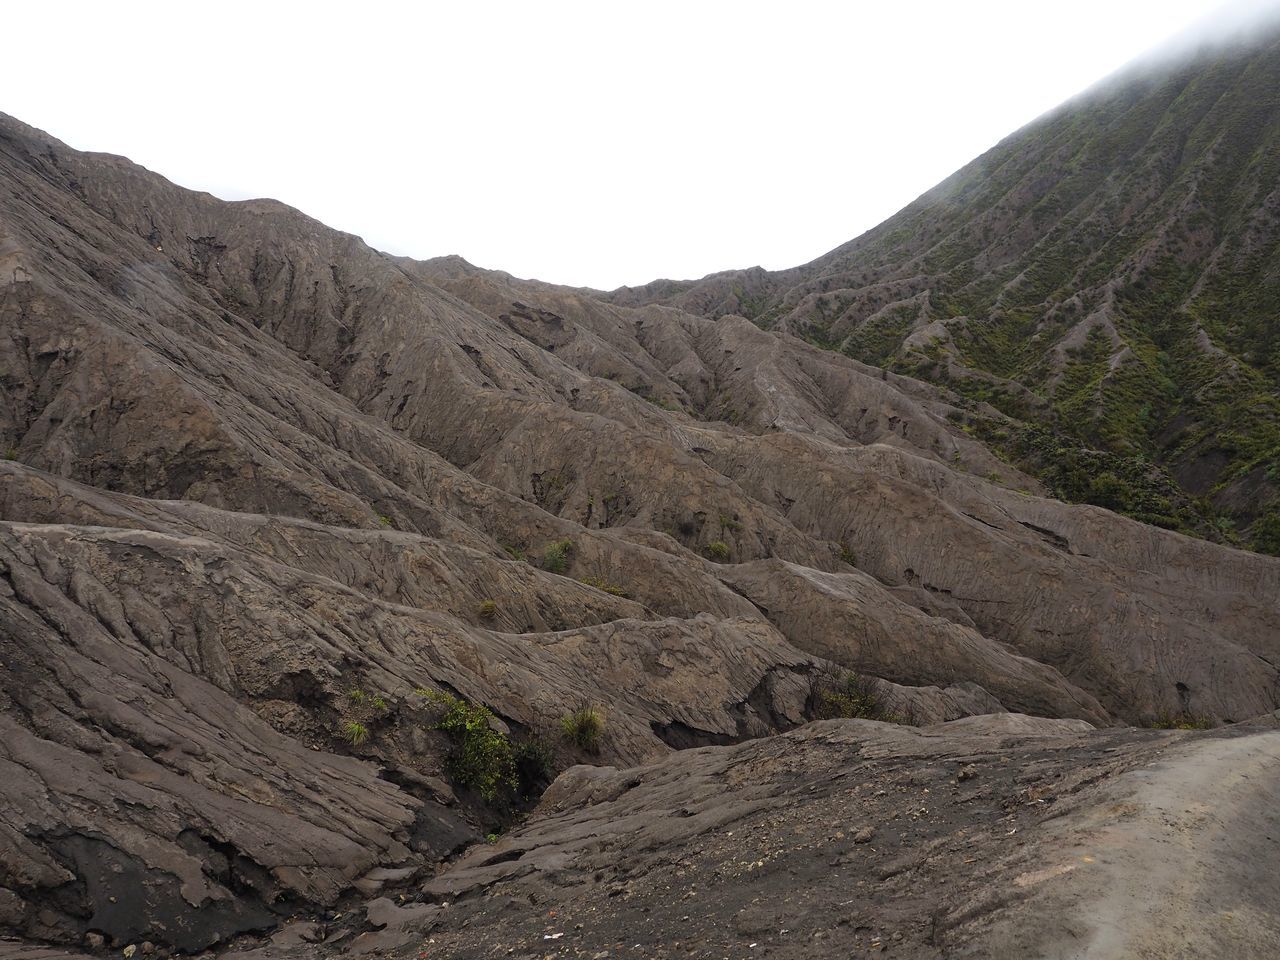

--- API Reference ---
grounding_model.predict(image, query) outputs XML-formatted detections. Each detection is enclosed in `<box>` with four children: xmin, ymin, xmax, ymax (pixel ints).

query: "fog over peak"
<box><xmin>1143</xmin><ymin>0</ymin><xmax>1280</xmax><ymax>62</ymax></box>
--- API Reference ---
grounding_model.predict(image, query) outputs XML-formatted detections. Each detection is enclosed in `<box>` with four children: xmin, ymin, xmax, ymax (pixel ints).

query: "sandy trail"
<box><xmin>986</xmin><ymin>726</ymin><xmax>1280</xmax><ymax>959</ymax></box>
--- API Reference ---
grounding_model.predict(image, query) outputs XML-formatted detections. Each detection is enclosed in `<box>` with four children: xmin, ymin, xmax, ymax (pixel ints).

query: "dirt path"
<box><xmin>980</xmin><ymin>727</ymin><xmax>1280</xmax><ymax>958</ymax></box>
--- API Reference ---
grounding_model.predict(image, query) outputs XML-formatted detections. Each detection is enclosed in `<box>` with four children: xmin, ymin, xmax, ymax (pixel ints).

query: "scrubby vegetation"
<box><xmin>542</xmin><ymin>537</ymin><xmax>574</xmax><ymax>574</ymax></box>
<box><xmin>1148</xmin><ymin>713</ymin><xmax>1215</xmax><ymax>730</ymax></box>
<box><xmin>703</xmin><ymin>540</ymin><xmax>731</xmax><ymax>562</ymax></box>
<box><xmin>729</xmin><ymin>50</ymin><xmax>1280</xmax><ymax>558</ymax></box>
<box><xmin>338</xmin><ymin>685</ymin><xmax>392</xmax><ymax>748</ymax></box>
<box><xmin>578</xmin><ymin>575</ymin><xmax>629</xmax><ymax>597</ymax></box>
<box><xmin>642</xmin><ymin>393</ymin><xmax>680</xmax><ymax>411</ymax></box>
<box><xmin>419</xmin><ymin>690</ymin><xmax>562</xmax><ymax>803</ymax></box>
<box><xmin>812</xmin><ymin>671</ymin><xmax>908</xmax><ymax>724</ymax></box>
<box><xmin>989</xmin><ymin>424</ymin><xmax>1216</xmax><ymax>536</ymax></box>
<box><xmin>342</xmin><ymin>720</ymin><xmax>369</xmax><ymax>746</ymax></box>
<box><xmin>476</xmin><ymin>599</ymin><xmax>498</xmax><ymax>620</ymax></box>
<box><xmin>718</xmin><ymin>512</ymin><xmax>743</xmax><ymax>532</ymax></box>
<box><xmin>560</xmin><ymin>705</ymin><xmax>606</xmax><ymax>754</ymax></box>
<box><xmin>423</xmin><ymin>692</ymin><xmax>516</xmax><ymax>802</ymax></box>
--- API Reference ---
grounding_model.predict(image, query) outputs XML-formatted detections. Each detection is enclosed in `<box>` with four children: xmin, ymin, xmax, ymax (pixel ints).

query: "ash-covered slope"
<box><xmin>609</xmin><ymin>22</ymin><xmax>1280</xmax><ymax>553</ymax></box>
<box><xmin>1</xmin><ymin>108</ymin><xmax>1279</xmax><ymax>957</ymax></box>
<box><xmin>384</xmin><ymin>716</ymin><xmax>1280</xmax><ymax>960</ymax></box>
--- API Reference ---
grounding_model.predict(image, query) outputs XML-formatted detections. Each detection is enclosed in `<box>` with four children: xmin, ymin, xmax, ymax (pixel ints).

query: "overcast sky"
<box><xmin>6</xmin><ymin>1</ymin><xmax>1277</xmax><ymax>288</ymax></box>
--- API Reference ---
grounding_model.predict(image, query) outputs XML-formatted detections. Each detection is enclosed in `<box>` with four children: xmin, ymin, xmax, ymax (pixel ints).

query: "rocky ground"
<box><xmin>379</xmin><ymin>716</ymin><xmax>1280</xmax><ymax>960</ymax></box>
<box><xmin>11</xmin><ymin>714</ymin><xmax>1276</xmax><ymax>959</ymax></box>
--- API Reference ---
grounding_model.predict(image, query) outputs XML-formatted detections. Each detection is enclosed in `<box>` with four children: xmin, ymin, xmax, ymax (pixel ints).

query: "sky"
<box><xmin>5</xmin><ymin>0</ymin><xmax>1277</xmax><ymax>289</ymax></box>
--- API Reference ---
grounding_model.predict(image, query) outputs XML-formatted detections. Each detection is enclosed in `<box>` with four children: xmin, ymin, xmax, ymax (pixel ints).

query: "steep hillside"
<box><xmin>1</xmin><ymin>94</ymin><xmax>1279</xmax><ymax>959</ymax></box>
<box><xmin>610</xmin><ymin>25</ymin><xmax>1280</xmax><ymax>553</ymax></box>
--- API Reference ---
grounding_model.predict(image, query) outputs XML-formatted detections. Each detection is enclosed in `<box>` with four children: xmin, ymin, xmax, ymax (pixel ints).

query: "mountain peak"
<box><xmin>613</xmin><ymin>26</ymin><xmax>1280</xmax><ymax>555</ymax></box>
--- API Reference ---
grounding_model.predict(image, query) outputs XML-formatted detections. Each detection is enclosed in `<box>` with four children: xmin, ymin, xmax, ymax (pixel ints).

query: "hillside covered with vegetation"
<box><xmin>611</xmin><ymin>27</ymin><xmax>1280</xmax><ymax>553</ymax></box>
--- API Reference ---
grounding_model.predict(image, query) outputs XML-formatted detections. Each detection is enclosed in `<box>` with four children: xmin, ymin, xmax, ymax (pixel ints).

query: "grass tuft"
<box><xmin>560</xmin><ymin>705</ymin><xmax>606</xmax><ymax>754</ymax></box>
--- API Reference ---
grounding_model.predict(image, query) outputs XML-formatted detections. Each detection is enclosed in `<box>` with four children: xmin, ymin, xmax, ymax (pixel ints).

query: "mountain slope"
<box><xmin>609</xmin><ymin>25</ymin><xmax>1280</xmax><ymax>553</ymax></box>
<box><xmin>1</xmin><ymin>90</ymin><xmax>1279</xmax><ymax>958</ymax></box>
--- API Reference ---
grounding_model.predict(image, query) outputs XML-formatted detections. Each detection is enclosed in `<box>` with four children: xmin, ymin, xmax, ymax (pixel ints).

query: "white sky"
<box><xmin>4</xmin><ymin>0</ymin><xmax>1274</xmax><ymax>288</ymax></box>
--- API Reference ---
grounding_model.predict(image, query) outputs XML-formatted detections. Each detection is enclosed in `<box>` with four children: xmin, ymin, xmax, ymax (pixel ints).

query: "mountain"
<box><xmin>2</xmin><ymin>26</ymin><xmax>1280</xmax><ymax>960</ymax></box>
<box><xmin>610</xmin><ymin>22</ymin><xmax>1280</xmax><ymax>554</ymax></box>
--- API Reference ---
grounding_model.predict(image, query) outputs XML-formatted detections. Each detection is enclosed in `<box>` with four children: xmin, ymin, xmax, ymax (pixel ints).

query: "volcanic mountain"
<box><xmin>1</xmin><ymin>19</ymin><xmax>1279</xmax><ymax>960</ymax></box>
<box><xmin>612</xmin><ymin>20</ymin><xmax>1280</xmax><ymax>554</ymax></box>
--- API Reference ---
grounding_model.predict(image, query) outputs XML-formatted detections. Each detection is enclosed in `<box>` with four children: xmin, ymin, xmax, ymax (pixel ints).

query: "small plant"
<box><xmin>3</xmin><ymin>446</ymin><xmax>16</xmax><ymax>461</ymax></box>
<box><xmin>718</xmin><ymin>513</ymin><xmax>743</xmax><ymax>532</ymax></box>
<box><xmin>812</xmin><ymin>671</ymin><xmax>907</xmax><ymax>723</ymax></box>
<box><xmin>428</xmin><ymin>693</ymin><xmax>516</xmax><ymax>803</ymax></box>
<box><xmin>502</xmin><ymin>543</ymin><xmax>528</xmax><ymax>562</ymax></box>
<box><xmin>476</xmin><ymin>599</ymin><xmax>498</xmax><ymax>620</ymax></box>
<box><xmin>348</xmin><ymin>688</ymin><xmax>367</xmax><ymax>705</ymax></box>
<box><xmin>560</xmin><ymin>705</ymin><xmax>605</xmax><ymax>754</ymax></box>
<box><xmin>371</xmin><ymin>696</ymin><xmax>388</xmax><ymax>712</ymax></box>
<box><xmin>542</xmin><ymin>537</ymin><xmax>574</xmax><ymax>574</ymax></box>
<box><xmin>343</xmin><ymin>721</ymin><xmax>369</xmax><ymax>746</ymax></box>
<box><xmin>838</xmin><ymin>544</ymin><xmax>857</xmax><ymax>566</ymax></box>
<box><xmin>578</xmin><ymin>575</ymin><xmax>629</xmax><ymax>597</ymax></box>
<box><xmin>378</xmin><ymin>514</ymin><xmax>394</xmax><ymax>527</ymax></box>
<box><xmin>486</xmin><ymin>833</ymin><xmax>500</xmax><ymax>844</ymax></box>
<box><xmin>814</xmin><ymin>672</ymin><xmax>880</xmax><ymax>720</ymax></box>
<box><xmin>1149</xmin><ymin>713</ymin><xmax>1215</xmax><ymax>730</ymax></box>
<box><xmin>703</xmin><ymin>541</ymin><xmax>731</xmax><ymax>563</ymax></box>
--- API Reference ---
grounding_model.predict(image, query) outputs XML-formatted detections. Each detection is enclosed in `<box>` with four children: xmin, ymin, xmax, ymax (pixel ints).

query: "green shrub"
<box><xmin>560</xmin><ymin>705</ymin><xmax>605</xmax><ymax>754</ymax></box>
<box><xmin>476</xmin><ymin>599</ymin><xmax>498</xmax><ymax>620</ymax></box>
<box><xmin>703</xmin><ymin>541</ymin><xmax>731</xmax><ymax>563</ymax></box>
<box><xmin>542</xmin><ymin>538</ymin><xmax>574</xmax><ymax>574</ymax></box>
<box><xmin>1086</xmin><ymin>472</ymin><xmax>1130</xmax><ymax>512</ymax></box>
<box><xmin>348</xmin><ymin>688</ymin><xmax>367</xmax><ymax>705</ymax></box>
<box><xmin>815</xmin><ymin>672</ymin><xmax>879</xmax><ymax>719</ymax></box>
<box><xmin>343</xmin><ymin>721</ymin><xmax>369</xmax><ymax>746</ymax></box>
<box><xmin>578</xmin><ymin>575</ymin><xmax>629</xmax><ymax>597</ymax></box>
<box><xmin>1149</xmin><ymin>713</ymin><xmax>1215</xmax><ymax>730</ymax></box>
<box><xmin>813</xmin><ymin>671</ymin><xmax>906</xmax><ymax>723</ymax></box>
<box><xmin>718</xmin><ymin>513</ymin><xmax>743</xmax><ymax>532</ymax></box>
<box><xmin>1251</xmin><ymin>511</ymin><xmax>1280</xmax><ymax>556</ymax></box>
<box><xmin>378</xmin><ymin>514</ymin><xmax>394</xmax><ymax>527</ymax></box>
<box><xmin>428</xmin><ymin>693</ymin><xmax>516</xmax><ymax>803</ymax></box>
<box><xmin>371</xmin><ymin>696</ymin><xmax>388</xmax><ymax>712</ymax></box>
<box><xmin>838</xmin><ymin>544</ymin><xmax>857</xmax><ymax>566</ymax></box>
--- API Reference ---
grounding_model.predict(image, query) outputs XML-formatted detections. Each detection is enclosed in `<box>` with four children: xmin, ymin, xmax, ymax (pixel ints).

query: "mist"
<box><xmin>1147</xmin><ymin>0</ymin><xmax>1280</xmax><ymax>60</ymax></box>
<box><xmin>5</xmin><ymin>0</ymin><xmax>1274</xmax><ymax>289</ymax></box>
